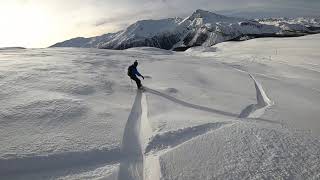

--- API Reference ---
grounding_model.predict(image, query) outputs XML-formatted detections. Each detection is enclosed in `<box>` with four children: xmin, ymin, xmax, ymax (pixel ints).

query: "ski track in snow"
<box><xmin>0</xmin><ymin>78</ymin><xmax>271</xmax><ymax>179</ymax></box>
<box><xmin>144</xmin><ymin>86</ymin><xmax>278</xmax><ymax>125</ymax></box>
<box><xmin>117</xmin><ymin>90</ymin><xmax>231</xmax><ymax>180</ymax></box>
<box><xmin>220</xmin><ymin>62</ymin><xmax>275</xmax><ymax>119</ymax></box>
<box><xmin>144</xmin><ymin>87</ymin><xmax>239</xmax><ymax>118</ymax></box>
<box><xmin>0</xmin><ymin>65</ymin><xmax>275</xmax><ymax>179</ymax></box>
<box><xmin>117</xmin><ymin>89</ymin><xmax>232</xmax><ymax>180</ymax></box>
<box><xmin>2</xmin><ymin>34</ymin><xmax>320</xmax><ymax>179</ymax></box>
<box><xmin>116</xmin><ymin>74</ymin><xmax>274</xmax><ymax>180</ymax></box>
<box><xmin>117</xmin><ymin>71</ymin><xmax>320</xmax><ymax>180</ymax></box>
<box><xmin>239</xmin><ymin>74</ymin><xmax>273</xmax><ymax>118</ymax></box>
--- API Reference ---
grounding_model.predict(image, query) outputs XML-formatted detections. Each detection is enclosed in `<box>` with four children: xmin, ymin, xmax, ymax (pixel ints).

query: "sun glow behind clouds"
<box><xmin>0</xmin><ymin>1</ymin><xmax>56</xmax><ymax>48</ymax></box>
<box><xmin>0</xmin><ymin>1</ymin><xmax>113</xmax><ymax>48</ymax></box>
<box><xmin>0</xmin><ymin>0</ymin><xmax>319</xmax><ymax>48</ymax></box>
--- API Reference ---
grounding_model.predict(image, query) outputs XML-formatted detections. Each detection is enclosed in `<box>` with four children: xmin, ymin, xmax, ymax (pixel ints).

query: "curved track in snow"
<box><xmin>239</xmin><ymin>74</ymin><xmax>273</xmax><ymax>118</ymax></box>
<box><xmin>118</xmin><ymin>76</ymin><xmax>274</xmax><ymax>180</ymax></box>
<box><xmin>144</xmin><ymin>87</ymin><xmax>239</xmax><ymax>118</ymax></box>
<box><xmin>145</xmin><ymin>86</ymin><xmax>277</xmax><ymax>124</ymax></box>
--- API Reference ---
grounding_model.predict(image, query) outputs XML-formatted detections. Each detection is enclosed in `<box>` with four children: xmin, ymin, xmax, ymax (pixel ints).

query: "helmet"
<box><xmin>134</xmin><ymin>60</ymin><xmax>138</xmax><ymax>66</ymax></box>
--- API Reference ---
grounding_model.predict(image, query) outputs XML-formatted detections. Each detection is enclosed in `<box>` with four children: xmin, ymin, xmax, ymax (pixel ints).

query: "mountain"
<box><xmin>0</xmin><ymin>47</ymin><xmax>26</xmax><ymax>50</ymax></box>
<box><xmin>51</xmin><ymin>33</ymin><xmax>118</xmax><ymax>48</ymax></box>
<box><xmin>257</xmin><ymin>17</ymin><xmax>320</xmax><ymax>32</ymax></box>
<box><xmin>172</xmin><ymin>9</ymin><xmax>280</xmax><ymax>50</ymax></box>
<box><xmin>50</xmin><ymin>9</ymin><xmax>320</xmax><ymax>51</ymax></box>
<box><xmin>98</xmin><ymin>18</ymin><xmax>183</xmax><ymax>50</ymax></box>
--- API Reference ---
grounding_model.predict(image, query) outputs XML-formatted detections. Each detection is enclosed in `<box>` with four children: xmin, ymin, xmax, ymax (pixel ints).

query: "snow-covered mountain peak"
<box><xmin>257</xmin><ymin>17</ymin><xmax>320</xmax><ymax>33</ymax></box>
<box><xmin>124</xmin><ymin>18</ymin><xmax>182</xmax><ymax>38</ymax></box>
<box><xmin>191</xmin><ymin>9</ymin><xmax>225</xmax><ymax>19</ymax></box>
<box><xmin>187</xmin><ymin>9</ymin><xmax>243</xmax><ymax>24</ymax></box>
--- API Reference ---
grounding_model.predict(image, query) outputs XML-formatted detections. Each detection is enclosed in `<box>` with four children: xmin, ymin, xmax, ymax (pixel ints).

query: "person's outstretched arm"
<box><xmin>134</xmin><ymin>68</ymin><xmax>144</xmax><ymax>79</ymax></box>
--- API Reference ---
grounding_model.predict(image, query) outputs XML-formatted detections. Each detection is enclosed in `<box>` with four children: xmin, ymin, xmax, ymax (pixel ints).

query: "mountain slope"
<box><xmin>173</xmin><ymin>9</ymin><xmax>280</xmax><ymax>50</ymax></box>
<box><xmin>258</xmin><ymin>17</ymin><xmax>320</xmax><ymax>33</ymax></box>
<box><xmin>98</xmin><ymin>18</ymin><xmax>183</xmax><ymax>50</ymax></box>
<box><xmin>50</xmin><ymin>9</ymin><xmax>320</xmax><ymax>50</ymax></box>
<box><xmin>51</xmin><ymin>33</ymin><xmax>119</xmax><ymax>48</ymax></box>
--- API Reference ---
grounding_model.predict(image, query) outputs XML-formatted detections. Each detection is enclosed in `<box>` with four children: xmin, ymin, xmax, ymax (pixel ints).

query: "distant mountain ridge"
<box><xmin>0</xmin><ymin>47</ymin><xmax>26</xmax><ymax>50</ymax></box>
<box><xmin>50</xmin><ymin>9</ymin><xmax>320</xmax><ymax>51</ymax></box>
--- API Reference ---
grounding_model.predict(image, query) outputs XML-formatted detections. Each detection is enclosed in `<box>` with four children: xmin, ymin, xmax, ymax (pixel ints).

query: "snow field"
<box><xmin>1</xmin><ymin>35</ymin><xmax>320</xmax><ymax>179</ymax></box>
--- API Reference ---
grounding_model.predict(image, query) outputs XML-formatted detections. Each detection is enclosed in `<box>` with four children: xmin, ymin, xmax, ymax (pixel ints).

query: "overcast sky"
<box><xmin>0</xmin><ymin>0</ymin><xmax>319</xmax><ymax>48</ymax></box>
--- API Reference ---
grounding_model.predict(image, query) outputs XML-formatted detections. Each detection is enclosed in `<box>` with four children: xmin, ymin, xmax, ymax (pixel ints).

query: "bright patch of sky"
<box><xmin>0</xmin><ymin>0</ymin><xmax>319</xmax><ymax>48</ymax></box>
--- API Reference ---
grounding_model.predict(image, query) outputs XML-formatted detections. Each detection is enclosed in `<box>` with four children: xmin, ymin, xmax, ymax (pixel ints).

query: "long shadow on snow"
<box><xmin>144</xmin><ymin>87</ymin><xmax>280</xmax><ymax>125</ymax></box>
<box><xmin>144</xmin><ymin>87</ymin><xmax>238</xmax><ymax>117</ymax></box>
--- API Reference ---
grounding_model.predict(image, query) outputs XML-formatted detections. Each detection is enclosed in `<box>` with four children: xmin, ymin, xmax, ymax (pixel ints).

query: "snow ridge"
<box><xmin>239</xmin><ymin>74</ymin><xmax>273</xmax><ymax>118</ymax></box>
<box><xmin>118</xmin><ymin>91</ymin><xmax>144</xmax><ymax>180</ymax></box>
<box><xmin>118</xmin><ymin>90</ymin><xmax>160</xmax><ymax>180</ymax></box>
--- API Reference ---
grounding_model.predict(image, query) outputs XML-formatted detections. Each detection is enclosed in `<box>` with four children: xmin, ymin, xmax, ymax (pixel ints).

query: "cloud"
<box><xmin>89</xmin><ymin>0</ymin><xmax>320</xmax><ymax>33</ymax></box>
<box><xmin>93</xmin><ymin>9</ymin><xmax>155</xmax><ymax>27</ymax></box>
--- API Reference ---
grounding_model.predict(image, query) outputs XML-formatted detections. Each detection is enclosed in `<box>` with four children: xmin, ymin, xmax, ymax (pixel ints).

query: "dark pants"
<box><xmin>130</xmin><ymin>76</ymin><xmax>142</xmax><ymax>89</ymax></box>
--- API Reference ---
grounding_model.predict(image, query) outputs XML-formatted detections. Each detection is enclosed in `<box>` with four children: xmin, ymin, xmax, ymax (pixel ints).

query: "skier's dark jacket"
<box><xmin>128</xmin><ymin>65</ymin><xmax>142</xmax><ymax>78</ymax></box>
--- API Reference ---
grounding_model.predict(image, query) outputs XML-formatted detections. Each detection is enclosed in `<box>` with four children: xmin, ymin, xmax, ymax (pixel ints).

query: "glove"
<box><xmin>142</xmin><ymin>76</ymin><xmax>145</xmax><ymax>80</ymax></box>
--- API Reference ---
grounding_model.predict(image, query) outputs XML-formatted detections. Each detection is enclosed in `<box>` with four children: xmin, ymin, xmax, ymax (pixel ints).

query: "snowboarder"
<box><xmin>127</xmin><ymin>60</ymin><xmax>145</xmax><ymax>89</ymax></box>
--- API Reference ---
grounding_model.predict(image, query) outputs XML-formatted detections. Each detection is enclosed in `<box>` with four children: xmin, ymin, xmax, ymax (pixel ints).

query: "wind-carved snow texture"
<box><xmin>159</xmin><ymin>122</ymin><xmax>320</xmax><ymax>180</ymax></box>
<box><xmin>239</xmin><ymin>74</ymin><xmax>273</xmax><ymax>118</ymax></box>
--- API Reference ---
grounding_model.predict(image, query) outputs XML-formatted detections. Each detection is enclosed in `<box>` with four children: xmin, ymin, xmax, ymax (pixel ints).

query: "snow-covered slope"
<box><xmin>1</xmin><ymin>34</ymin><xmax>320</xmax><ymax>179</ymax></box>
<box><xmin>173</xmin><ymin>9</ymin><xmax>280</xmax><ymax>49</ymax></box>
<box><xmin>98</xmin><ymin>18</ymin><xmax>183</xmax><ymax>50</ymax></box>
<box><xmin>0</xmin><ymin>47</ymin><xmax>26</xmax><ymax>50</ymax></box>
<box><xmin>51</xmin><ymin>10</ymin><xmax>320</xmax><ymax>50</ymax></box>
<box><xmin>51</xmin><ymin>33</ymin><xmax>119</xmax><ymax>48</ymax></box>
